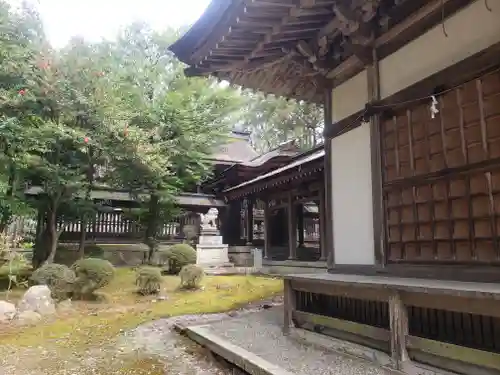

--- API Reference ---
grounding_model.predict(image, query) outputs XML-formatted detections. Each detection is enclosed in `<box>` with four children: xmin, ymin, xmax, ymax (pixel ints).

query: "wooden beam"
<box><xmin>293</xmin><ymin>310</ymin><xmax>390</xmax><ymax>344</ymax></box>
<box><xmin>367</xmin><ymin>48</ymin><xmax>386</xmax><ymax>267</ymax></box>
<box><xmin>407</xmin><ymin>336</ymin><xmax>500</xmax><ymax>372</ymax></box>
<box><xmin>319</xmin><ymin>183</ymin><xmax>327</xmax><ymax>260</ymax></box>
<box><xmin>246</xmin><ymin>197</ymin><xmax>254</xmax><ymax>245</ymax></box>
<box><xmin>296</xmin><ymin>203</ymin><xmax>305</xmax><ymax>247</ymax></box>
<box><xmin>332</xmin><ymin>1</ymin><xmax>376</xmax><ymax>42</ymax></box>
<box><xmin>263</xmin><ymin>199</ymin><xmax>271</xmax><ymax>259</ymax></box>
<box><xmin>287</xmin><ymin>191</ymin><xmax>297</xmax><ymax>259</ymax></box>
<box><xmin>283</xmin><ymin>278</ymin><xmax>296</xmax><ymax>335</ymax></box>
<box><xmin>323</xmin><ymin>87</ymin><xmax>335</xmax><ymax>269</ymax></box>
<box><xmin>375</xmin><ymin>0</ymin><xmax>474</xmax><ymax>57</ymax></box>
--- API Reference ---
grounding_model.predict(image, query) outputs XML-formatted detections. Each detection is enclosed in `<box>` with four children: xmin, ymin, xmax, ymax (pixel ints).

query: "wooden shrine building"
<box><xmin>170</xmin><ymin>0</ymin><xmax>500</xmax><ymax>374</ymax></box>
<box><xmin>222</xmin><ymin>146</ymin><xmax>327</xmax><ymax>272</ymax></box>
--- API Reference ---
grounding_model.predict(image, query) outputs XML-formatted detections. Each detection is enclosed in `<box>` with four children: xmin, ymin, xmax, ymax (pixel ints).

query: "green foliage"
<box><xmin>71</xmin><ymin>258</ymin><xmax>115</xmax><ymax>299</ymax></box>
<box><xmin>179</xmin><ymin>264</ymin><xmax>204</xmax><ymax>290</ymax></box>
<box><xmin>84</xmin><ymin>244</ymin><xmax>104</xmax><ymax>258</ymax></box>
<box><xmin>30</xmin><ymin>263</ymin><xmax>75</xmax><ymax>300</ymax></box>
<box><xmin>135</xmin><ymin>266</ymin><xmax>162</xmax><ymax>295</ymax></box>
<box><xmin>159</xmin><ymin>243</ymin><xmax>196</xmax><ymax>275</ymax></box>
<box><xmin>239</xmin><ymin>91</ymin><xmax>324</xmax><ymax>153</ymax></box>
<box><xmin>0</xmin><ymin>1</ymin><xmax>320</xmax><ymax>270</ymax></box>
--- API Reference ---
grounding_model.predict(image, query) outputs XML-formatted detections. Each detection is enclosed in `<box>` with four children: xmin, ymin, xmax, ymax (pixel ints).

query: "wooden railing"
<box><xmin>57</xmin><ymin>211</ymin><xmax>200</xmax><ymax>243</ymax></box>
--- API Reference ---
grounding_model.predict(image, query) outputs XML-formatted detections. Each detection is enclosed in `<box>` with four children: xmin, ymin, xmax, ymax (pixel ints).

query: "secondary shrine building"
<box><xmin>169</xmin><ymin>1</ymin><xmax>500</xmax><ymax>374</ymax></box>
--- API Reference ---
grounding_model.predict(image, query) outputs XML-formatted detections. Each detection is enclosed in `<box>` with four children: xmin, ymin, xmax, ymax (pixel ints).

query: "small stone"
<box><xmin>0</xmin><ymin>300</ymin><xmax>16</xmax><ymax>322</ymax></box>
<box><xmin>158</xmin><ymin>296</ymin><xmax>168</xmax><ymax>301</ymax></box>
<box><xmin>15</xmin><ymin>310</ymin><xmax>42</xmax><ymax>323</ymax></box>
<box><xmin>17</xmin><ymin>285</ymin><xmax>56</xmax><ymax>316</ymax></box>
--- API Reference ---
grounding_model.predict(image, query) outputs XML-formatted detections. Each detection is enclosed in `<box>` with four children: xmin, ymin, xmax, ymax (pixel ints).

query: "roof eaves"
<box><xmin>223</xmin><ymin>148</ymin><xmax>325</xmax><ymax>193</ymax></box>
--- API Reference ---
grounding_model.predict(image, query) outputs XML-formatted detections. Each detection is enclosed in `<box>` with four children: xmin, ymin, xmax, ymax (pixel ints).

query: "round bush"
<box><xmin>135</xmin><ymin>266</ymin><xmax>162</xmax><ymax>295</ymax></box>
<box><xmin>30</xmin><ymin>263</ymin><xmax>76</xmax><ymax>300</ymax></box>
<box><xmin>84</xmin><ymin>244</ymin><xmax>104</xmax><ymax>258</ymax></box>
<box><xmin>71</xmin><ymin>258</ymin><xmax>115</xmax><ymax>299</ymax></box>
<box><xmin>179</xmin><ymin>264</ymin><xmax>204</xmax><ymax>290</ymax></box>
<box><xmin>159</xmin><ymin>244</ymin><xmax>196</xmax><ymax>274</ymax></box>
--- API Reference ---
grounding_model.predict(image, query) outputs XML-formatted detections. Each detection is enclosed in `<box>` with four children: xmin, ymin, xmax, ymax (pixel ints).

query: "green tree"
<box><xmin>239</xmin><ymin>91</ymin><xmax>324</xmax><ymax>153</ymax></box>
<box><xmin>103</xmin><ymin>24</ymin><xmax>243</xmax><ymax>262</ymax></box>
<box><xmin>0</xmin><ymin>8</ymin><xmax>246</xmax><ymax>268</ymax></box>
<box><xmin>0</xmin><ymin>0</ymin><xmax>47</xmax><ymax>233</ymax></box>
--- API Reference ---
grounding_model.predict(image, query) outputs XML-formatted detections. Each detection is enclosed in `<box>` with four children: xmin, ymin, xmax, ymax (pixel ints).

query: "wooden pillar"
<box><xmin>263</xmin><ymin>199</ymin><xmax>270</xmax><ymax>259</ymax></box>
<box><xmin>283</xmin><ymin>278</ymin><xmax>296</xmax><ymax>335</ymax></box>
<box><xmin>323</xmin><ymin>88</ymin><xmax>335</xmax><ymax>270</ymax></box>
<box><xmin>368</xmin><ymin>48</ymin><xmax>386</xmax><ymax>267</ymax></box>
<box><xmin>287</xmin><ymin>193</ymin><xmax>297</xmax><ymax>260</ymax></box>
<box><xmin>389</xmin><ymin>293</ymin><xmax>410</xmax><ymax>370</ymax></box>
<box><xmin>296</xmin><ymin>204</ymin><xmax>304</xmax><ymax>247</ymax></box>
<box><xmin>319</xmin><ymin>185</ymin><xmax>327</xmax><ymax>261</ymax></box>
<box><xmin>221</xmin><ymin>201</ymin><xmax>241</xmax><ymax>245</ymax></box>
<box><xmin>246</xmin><ymin>197</ymin><xmax>254</xmax><ymax>245</ymax></box>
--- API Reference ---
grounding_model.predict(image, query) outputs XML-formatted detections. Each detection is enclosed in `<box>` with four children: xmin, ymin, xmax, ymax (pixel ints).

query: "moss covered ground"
<box><xmin>0</xmin><ymin>267</ymin><xmax>283</xmax><ymax>374</ymax></box>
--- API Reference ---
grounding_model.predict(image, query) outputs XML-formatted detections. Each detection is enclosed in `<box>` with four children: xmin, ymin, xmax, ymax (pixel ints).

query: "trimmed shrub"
<box><xmin>135</xmin><ymin>266</ymin><xmax>162</xmax><ymax>295</ymax></box>
<box><xmin>158</xmin><ymin>243</ymin><xmax>196</xmax><ymax>275</ymax></box>
<box><xmin>30</xmin><ymin>263</ymin><xmax>76</xmax><ymax>300</ymax></box>
<box><xmin>84</xmin><ymin>244</ymin><xmax>104</xmax><ymax>258</ymax></box>
<box><xmin>71</xmin><ymin>258</ymin><xmax>115</xmax><ymax>299</ymax></box>
<box><xmin>179</xmin><ymin>264</ymin><xmax>204</xmax><ymax>290</ymax></box>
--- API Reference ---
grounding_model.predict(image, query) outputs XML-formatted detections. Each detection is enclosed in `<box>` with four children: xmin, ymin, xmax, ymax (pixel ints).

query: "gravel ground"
<box><xmin>0</xmin><ymin>299</ymin><xmax>282</xmax><ymax>375</ymax></box>
<box><xmin>204</xmin><ymin>307</ymin><xmax>395</xmax><ymax>375</ymax></box>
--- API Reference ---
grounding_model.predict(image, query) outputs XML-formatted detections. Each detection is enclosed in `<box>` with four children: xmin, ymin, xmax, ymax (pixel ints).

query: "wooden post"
<box><xmin>263</xmin><ymin>199</ymin><xmax>270</xmax><ymax>259</ymax></box>
<box><xmin>297</xmin><ymin>204</ymin><xmax>304</xmax><ymax>247</ymax></box>
<box><xmin>367</xmin><ymin>48</ymin><xmax>386</xmax><ymax>267</ymax></box>
<box><xmin>389</xmin><ymin>293</ymin><xmax>409</xmax><ymax>370</ymax></box>
<box><xmin>287</xmin><ymin>193</ymin><xmax>297</xmax><ymax>260</ymax></box>
<box><xmin>319</xmin><ymin>185</ymin><xmax>327</xmax><ymax>260</ymax></box>
<box><xmin>246</xmin><ymin>197</ymin><xmax>254</xmax><ymax>245</ymax></box>
<box><xmin>323</xmin><ymin>88</ymin><xmax>335</xmax><ymax>270</ymax></box>
<box><xmin>283</xmin><ymin>278</ymin><xmax>296</xmax><ymax>335</ymax></box>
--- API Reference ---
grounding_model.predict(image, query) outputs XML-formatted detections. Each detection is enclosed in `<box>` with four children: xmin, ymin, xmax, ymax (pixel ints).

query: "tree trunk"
<box><xmin>43</xmin><ymin>208</ymin><xmax>59</xmax><ymax>265</ymax></box>
<box><xmin>32</xmin><ymin>207</ymin><xmax>48</xmax><ymax>269</ymax></box>
<box><xmin>79</xmin><ymin>151</ymin><xmax>95</xmax><ymax>259</ymax></box>
<box><xmin>145</xmin><ymin>194</ymin><xmax>159</xmax><ymax>263</ymax></box>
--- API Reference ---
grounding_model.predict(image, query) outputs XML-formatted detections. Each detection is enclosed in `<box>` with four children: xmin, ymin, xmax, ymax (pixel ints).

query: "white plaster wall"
<box><xmin>331</xmin><ymin>122</ymin><xmax>375</xmax><ymax>265</ymax></box>
<box><xmin>331</xmin><ymin>70</ymin><xmax>368</xmax><ymax>121</ymax></box>
<box><xmin>379</xmin><ymin>0</ymin><xmax>500</xmax><ymax>99</ymax></box>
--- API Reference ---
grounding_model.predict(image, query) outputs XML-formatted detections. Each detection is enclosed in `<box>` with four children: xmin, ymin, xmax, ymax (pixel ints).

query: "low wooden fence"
<box><xmin>55</xmin><ymin>211</ymin><xmax>200</xmax><ymax>243</ymax></box>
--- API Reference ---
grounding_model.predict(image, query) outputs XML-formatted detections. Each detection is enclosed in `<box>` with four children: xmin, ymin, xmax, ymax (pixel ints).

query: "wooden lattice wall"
<box><xmin>382</xmin><ymin>69</ymin><xmax>500</xmax><ymax>263</ymax></box>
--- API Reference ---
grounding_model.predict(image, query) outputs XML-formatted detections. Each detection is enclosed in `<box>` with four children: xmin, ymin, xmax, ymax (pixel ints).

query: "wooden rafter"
<box><xmin>170</xmin><ymin>0</ymin><xmax>474</xmax><ymax>102</ymax></box>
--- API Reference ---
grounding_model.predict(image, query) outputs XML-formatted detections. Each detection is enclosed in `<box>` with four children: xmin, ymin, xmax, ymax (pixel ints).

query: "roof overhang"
<box><xmin>24</xmin><ymin>187</ymin><xmax>226</xmax><ymax>208</ymax></box>
<box><xmin>169</xmin><ymin>0</ymin><xmax>473</xmax><ymax>102</ymax></box>
<box><xmin>223</xmin><ymin>148</ymin><xmax>325</xmax><ymax>198</ymax></box>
